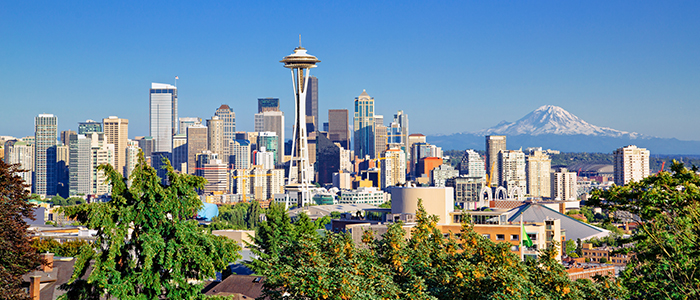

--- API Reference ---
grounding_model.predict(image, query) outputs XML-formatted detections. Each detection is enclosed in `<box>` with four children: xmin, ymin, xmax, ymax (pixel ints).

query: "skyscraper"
<box><xmin>391</xmin><ymin>110</ymin><xmax>409</xmax><ymax>151</ymax></box>
<box><xmin>149</xmin><ymin>83</ymin><xmax>177</xmax><ymax>153</ymax></box>
<box><xmin>280</xmin><ymin>44</ymin><xmax>320</xmax><ymax>206</ymax></box>
<box><xmin>328</xmin><ymin>109</ymin><xmax>350</xmax><ymax>150</ymax></box>
<box><xmin>354</xmin><ymin>90</ymin><xmax>375</xmax><ymax>159</ymax></box>
<box><xmin>206</xmin><ymin>116</ymin><xmax>224</xmax><ymax>157</ymax></box>
<box><xmin>305</xmin><ymin>76</ymin><xmax>318</xmax><ymax>131</ymax></box>
<box><xmin>186</xmin><ymin>125</ymin><xmax>208</xmax><ymax>174</ymax></box>
<box><xmin>257</xmin><ymin>132</ymin><xmax>279</xmax><ymax>165</ymax></box>
<box><xmin>254</xmin><ymin>111</ymin><xmax>285</xmax><ymax>166</ymax></box>
<box><xmin>179</xmin><ymin>117</ymin><xmax>201</xmax><ymax>135</ymax></box>
<box><xmin>4</xmin><ymin>140</ymin><xmax>33</xmax><ymax>187</ymax></box>
<box><xmin>485</xmin><ymin>135</ymin><xmax>506</xmax><ymax>187</ymax></box>
<box><xmin>215</xmin><ymin>104</ymin><xmax>236</xmax><ymax>145</ymax></box>
<box><xmin>614</xmin><ymin>145</ymin><xmax>650</xmax><ymax>186</ymax></box>
<box><xmin>172</xmin><ymin>134</ymin><xmax>187</xmax><ymax>172</ymax></box>
<box><xmin>35</xmin><ymin>114</ymin><xmax>58</xmax><ymax>196</ymax></box>
<box><xmin>258</xmin><ymin>98</ymin><xmax>280</xmax><ymax>113</ymax></box>
<box><xmin>381</xmin><ymin>145</ymin><xmax>406</xmax><ymax>189</ymax></box>
<box><xmin>69</xmin><ymin>134</ymin><xmax>92</xmax><ymax>196</ymax></box>
<box><xmin>526</xmin><ymin>150</ymin><xmax>551</xmax><ymax>198</ymax></box>
<box><xmin>102</xmin><ymin>116</ymin><xmax>129</xmax><ymax>175</ymax></box>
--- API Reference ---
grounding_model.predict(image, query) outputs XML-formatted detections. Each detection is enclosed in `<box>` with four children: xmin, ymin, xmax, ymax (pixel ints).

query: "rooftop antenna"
<box><xmin>175</xmin><ymin>76</ymin><xmax>179</xmax><ymax>88</ymax></box>
<box><xmin>299</xmin><ymin>34</ymin><xmax>302</xmax><ymax>48</ymax></box>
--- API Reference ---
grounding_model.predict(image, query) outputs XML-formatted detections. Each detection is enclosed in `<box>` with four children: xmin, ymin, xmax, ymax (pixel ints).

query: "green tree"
<box><xmin>51</xmin><ymin>195</ymin><xmax>66</xmax><ymax>206</ymax></box>
<box><xmin>245</xmin><ymin>200</ymin><xmax>262</xmax><ymax>229</ymax></box>
<box><xmin>564</xmin><ymin>239</ymin><xmax>577</xmax><ymax>257</ymax></box>
<box><xmin>0</xmin><ymin>160</ymin><xmax>44</xmax><ymax>300</ymax></box>
<box><xmin>589</xmin><ymin>161</ymin><xmax>700</xmax><ymax>300</ymax></box>
<box><xmin>58</xmin><ymin>154</ymin><xmax>240</xmax><ymax>300</ymax></box>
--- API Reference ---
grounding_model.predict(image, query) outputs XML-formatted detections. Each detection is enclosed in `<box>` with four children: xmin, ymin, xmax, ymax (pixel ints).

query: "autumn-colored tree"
<box><xmin>0</xmin><ymin>161</ymin><xmax>44</xmax><ymax>300</ymax></box>
<box><xmin>589</xmin><ymin>161</ymin><xmax>700</xmax><ymax>300</ymax></box>
<box><xmin>58</xmin><ymin>154</ymin><xmax>240</xmax><ymax>300</ymax></box>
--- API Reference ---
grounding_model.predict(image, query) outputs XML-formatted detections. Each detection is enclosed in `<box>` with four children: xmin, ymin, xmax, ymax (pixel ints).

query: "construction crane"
<box><xmin>231</xmin><ymin>173</ymin><xmax>272</xmax><ymax>203</ymax></box>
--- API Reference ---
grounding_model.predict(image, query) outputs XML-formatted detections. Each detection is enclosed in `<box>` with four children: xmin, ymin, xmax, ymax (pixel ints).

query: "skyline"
<box><xmin>1</xmin><ymin>1</ymin><xmax>699</xmax><ymax>141</ymax></box>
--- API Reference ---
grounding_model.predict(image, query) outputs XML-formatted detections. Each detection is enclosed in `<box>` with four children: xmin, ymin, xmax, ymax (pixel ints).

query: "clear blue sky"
<box><xmin>1</xmin><ymin>1</ymin><xmax>699</xmax><ymax>142</ymax></box>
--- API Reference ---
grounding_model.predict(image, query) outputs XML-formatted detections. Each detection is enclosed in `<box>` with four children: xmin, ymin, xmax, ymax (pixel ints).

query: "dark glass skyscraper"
<box><xmin>258</xmin><ymin>98</ymin><xmax>280</xmax><ymax>113</ymax></box>
<box><xmin>305</xmin><ymin>76</ymin><xmax>318</xmax><ymax>130</ymax></box>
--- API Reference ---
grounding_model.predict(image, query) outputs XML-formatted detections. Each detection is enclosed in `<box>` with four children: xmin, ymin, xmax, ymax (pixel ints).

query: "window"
<box><xmin>482</xmin><ymin>234</ymin><xmax>490</xmax><ymax>239</ymax></box>
<box><xmin>496</xmin><ymin>234</ymin><xmax>505</xmax><ymax>240</ymax></box>
<box><xmin>511</xmin><ymin>234</ymin><xmax>519</xmax><ymax>241</ymax></box>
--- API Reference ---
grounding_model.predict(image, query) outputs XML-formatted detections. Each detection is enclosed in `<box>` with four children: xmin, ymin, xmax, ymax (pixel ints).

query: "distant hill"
<box><xmin>427</xmin><ymin>105</ymin><xmax>700</xmax><ymax>155</ymax></box>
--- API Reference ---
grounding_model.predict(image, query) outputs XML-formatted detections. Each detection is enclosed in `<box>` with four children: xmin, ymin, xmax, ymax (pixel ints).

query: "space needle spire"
<box><xmin>280</xmin><ymin>38</ymin><xmax>320</xmax><ymax>207</ymax></box>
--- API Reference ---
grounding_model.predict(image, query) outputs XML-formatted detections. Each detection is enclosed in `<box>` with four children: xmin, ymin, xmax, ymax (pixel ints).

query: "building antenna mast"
<box><xmin>299</xmin><ymin>34</ymin><xmax>302</xmax><ymax>47</ymax></box>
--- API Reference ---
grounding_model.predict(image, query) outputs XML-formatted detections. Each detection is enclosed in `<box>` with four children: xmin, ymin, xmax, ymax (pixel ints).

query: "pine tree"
<box><xmin>58</xmin><ymin>153</ymin><xmax>240</xmax><ymax>300</ymax></box>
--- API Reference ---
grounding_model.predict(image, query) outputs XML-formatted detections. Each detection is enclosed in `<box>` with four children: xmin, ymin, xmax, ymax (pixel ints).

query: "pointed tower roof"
<box><xmin>359</xmin><ymin>89</ymin><xmax>369</xmax><ymax>97</ymax></box>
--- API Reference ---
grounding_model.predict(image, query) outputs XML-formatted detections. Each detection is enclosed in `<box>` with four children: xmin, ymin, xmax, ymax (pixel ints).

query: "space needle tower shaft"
<box><xmin>280</xmin><ymin>38</ymin><xmax>320</xmax><ymax>207</ymax></box>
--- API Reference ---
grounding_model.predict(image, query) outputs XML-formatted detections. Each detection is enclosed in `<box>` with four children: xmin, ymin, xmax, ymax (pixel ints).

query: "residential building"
<box><xmin>430</xmin><ymin>164</ymin><xmax>459</xmax><ymax>187</ymax></box>
<box><xmin>374</xmin><ymin>123</ymin><xmax>387</xmax><ymax>158</ymax></box>
<box><xmin>35</xmin><ymin>114</ymin><xmax>58</xmax><ymax>196</ymax></box>
<box><xmin>149</xmin><ymin>83</ymin><xmax>177</xmax><ymax>152</ymax></box>
<box><xmin>498</xmin><ymin>149</ymin><xmax>526</xmax><ymax>194</ymax></box>
<box><xmin>4</xmin><ymin>140</ymin><xmax>33</xmax><ymax>187</ymax></box>
<box><xmin>486</xmin><ymin>135</ymin><xmax>506</xmax><ymax>187</ymax></box>
<box><xmin>551</xmin><ymin>167</ymin><xmax>577</xmax><ymax>201</ymax></box>
<box><xmin>196</xmin><ymin>151</ymin><xmax>228</xmax><ymax>194</ymax></box>
<box><xmin>102</xmin><ymin>116</ymin><xmax>128</xmax><ymax>175</ymax></box>
<box><xmin>614</xmin><ymin>145</ymin><xmax>650</xmax><ymax>186</ymax></box>
<box><xmin>381</xmin><ymin>146</ymin><xmax>406</xmax><ymax>189</ymax></box>
<box><xmin>255</xmin><ymin>148</ymin><xmax>275</xmax><ymax>170</ymax></box>
<box><xmin>124</xmin><ymin>140</ymin><xmax>139</xmax><ymax>184</ymax></box>
<box><xmin>459</xmin><ymin>149</ymin><xmax>486</xmax><ymax>179</ymax></box>
<box><xmin>69</xmin><ymin>134</ymin><xmax>91</xmax><ymax>196</ymax></box>
<box><xmin>526</xmin><ymin>149</ymin><xmax>551</xmax><ymax>198</ymax></box>
<box><xmin>354</xmin><ymin>90</ymin><xmax>375</xmax><ymax>159</ymax></box>
<box><xmin>207</xmin><ymin>116</ymin><xmax>224</xmax><ymax>159</ymax></box>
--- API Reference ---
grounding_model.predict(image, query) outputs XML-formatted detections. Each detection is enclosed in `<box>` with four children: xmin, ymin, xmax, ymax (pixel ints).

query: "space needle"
<box><xmin>281</xmin><ymin>38</ymin><xmax>320</xmax><ymax>207</ymax></box>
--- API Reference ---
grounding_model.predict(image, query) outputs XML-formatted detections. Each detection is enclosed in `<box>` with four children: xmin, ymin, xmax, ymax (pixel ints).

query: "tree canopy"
<box><xmin>589</xmin><ymin>161</ymin><xmax>700</xmax><ymax>299</ymax></box>
<box><xmin>0</xmin><ymin>160</ymin><xmax>44</xmax><ymax>300</ymax></box>
<box><xmin>248</xmin><ymin>200</ymin><xmax>625</xmax><ymax>299</ymax></box>
<box><xmin>58</xmin><ymin>154</ymin><xmax>240</xmax><ymax>300</ymax></box>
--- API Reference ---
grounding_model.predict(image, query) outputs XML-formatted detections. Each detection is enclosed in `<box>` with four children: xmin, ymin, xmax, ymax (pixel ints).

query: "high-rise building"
<box><xmin>230</xmin><ymin>139</ymin><xmax>251</xmax><ymax>170</ymax></box>
<box><xmin>305</xmin><ymin>76</ymin><xmax>318</xmax><ymax>131</ymax></box>
<box><xmin>4</xmin><ymin>140</ymin><xmax>33</xmax><ymax>187</ymax></box>
<box><xmin>614</xmin><ymin>145</ymin><xmax>650</xmax><ymax>186</ymax></box>
<box><xmin>35</xmin><ymin>114</ymin><xmax>58</xmax><ymax>196</ymax></box>
<box><xmin>430</xmin><ymin>164</ymin><xmax>459</xmax><ymax>187</ymax></box>
<box><xmin>485</xmin><ymin>135</ymin><xmax>506</xmax><ymax>187</ymax></box>
<box><xmin>172</xmin><ymin>134</ymin><xmax>187</xmax><ymax>172</ymax></box>
<box><xmin>56</xmin><ymin>143</ymin><xmax>70</xmax><ymax>197</ymax></box>
<box><xmin>551</xmin><ymin>167</ymin><xmax>577</xmax><ymax>201</ymax></box>
<box><xmin>374</xmin><ymin>115</ymin><xmax>387</xmax><ymax>157</ymax></box>
<box><xmin>258</xmin><ymin>98</ymin><xmax>280</xmax><ymax>113</ymax></box>
<box><xmin>254</xmin><ymin>111</ymin><xmax>284</xmax><ymax>165</ymax></box>
<box><xmin>69</xmin><ymin>134</ymin><xmax>92</xmax><ymax>196</ymax></box>
<box><xmin>135</xmin><ymin>136</ymin><xmax>155</xmax><ymax>158</ymax></box>
<box><xmin>195</xmin><ymin>151</ymin><xmax>228</xmax><ymax>194</ymax></box>
<box><xmin>149</xmin><ymin>83</ymin><xmax>177</xmax><ymax>153</ymax></box>
<box><xmin>186</xmin><ymin>125</ymin><xmax>208</xmax><ymax>174</ymax></box>
<box><xmin>178</xmin><ymin>117</ymin><xmax>201</xmax><ymax>135</ymax></box>
<box><xmin>102</xmin><ymin>116</ymin><xmax>129</xmax><ymax>175</ymax></box>
<box><xmin>459</xmin><ymin>149</ymin><xmax>486</xmax><ymax>179</ymax></box>
<box><xmin>446</xmin><ymin>177</ymin><xmax>487</xmax><ymax>210</ymax></box>
<box><xmin>381</xmin><ymin>145</ymin><xmax>406</xmax><ymax>189</ymax></box>
<box><xmin>60</xmin><ymin>130</ymin><xmax>76</xmax><ymax>146</ymax></box>
<box><xmin>498</xmin><ymin>149</ymin><xmax>526</xmax><ymax>193</ymax></box>
<box><xmin>124</xmin><ymin>140</ymin><xmax>140</xmax><ymax>185</ymax></box>
<box><xmin>255</xmin><ymin>148</ymin><xmax>275</xmax><ymax>170</ymax></box>
<box><xmin>206</xmin><ymin>116</ymin><xmax>224</xmax><ymax>157</ymax></box>
<box><xmin>315</xmin><ymin>133</ymin><xmax>341</xmax><ymax>185</ymax></box>
<box><xmin>526</xmin><ymin>150</ymin><xmax>551</xmax><ymax>198</ymax></box>
<box><xmin>85</xmin><ymin>132</ymin><xmax>114</xmax><ymax>196</ymax></box>
<box><xmin>215</xmin><ymin>104</ymin><xmax>236</xmax><ymax>148</ymax></box>
<box><xmin>78</xmin><ymin>120</ymin><xmax>102</xmax><ymax>135</ymax></box>
<box><xmin>257</xmin><ymin>132</ymin><xmax>279</xmax><ymax>165</ymax></box>
<box><xmin>354</xmin><ymin>90</ymin><xmax>375</xmax><ymax>159</ymax></box>
<box><xmin>328</xmin><ymin>109</ymin><xmax>350</xmax><ymax>150</ymax></box>
<box><xmin>391</xmin><ymin>110</ymin><xmax>409</xmax><ymax>151</ymax></box>
<box><xmin>151</xmin><ymin>152</ymin><xmax>170</xmax><ymax>185</ymax></box>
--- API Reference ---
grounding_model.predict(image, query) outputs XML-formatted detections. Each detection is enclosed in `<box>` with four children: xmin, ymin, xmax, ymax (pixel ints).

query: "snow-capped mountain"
<box><xmin>475</xmin><ymin>105</ymin><xmax>642</xmax><ymax>138</ymax></box>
